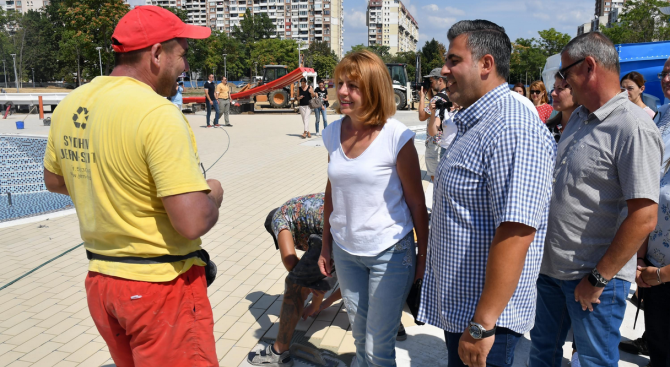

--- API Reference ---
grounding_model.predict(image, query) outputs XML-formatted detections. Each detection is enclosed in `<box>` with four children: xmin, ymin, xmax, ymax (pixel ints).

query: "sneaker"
<box><xmin>396</xmin><ymin>323</ymin><xmax>407</xmax><ymax>341</ymax></box>
<box><xmin>571</xmin><ymin>352</ymin><xmax>581</xmax><ymax>367</ymax></box>
<box><xmin>248</xmin><ymin>344</ymin><xmax>293</xmax><ymax>366</ymax></box>
<box><xmin>619</xmin><ymin>337</ymin><xmax>649</xmax><ymax>356</ymax></box>
<box><xmin>214</xmin><ymin>124</ymin><xmax>221</xmax><ymax>127</ymax></box>
<box><xmin>224</xmin><ymin>123</ymin><xmax>233</xmax><ymax>127</ymax></box>
<box><xmin>206</xmin><ymin>125</ymin><xmax>212</xmax><ymax>128</ymax></box>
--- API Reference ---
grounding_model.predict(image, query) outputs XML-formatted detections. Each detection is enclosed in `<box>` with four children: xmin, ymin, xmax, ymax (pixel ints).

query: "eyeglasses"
<box><xmin>659</xmin><ymin>72</ymin><xmax>670</xmax><ymax>80</ymax></box>
<box><xmin>557</xmin><ymin>58</ymin><xmax>585</xmax><ymax>80</ymax></box>
<box><xmin>530</xmin><ymin>90</ymin><xmax>542</xmax><ymax>95</ymax></box>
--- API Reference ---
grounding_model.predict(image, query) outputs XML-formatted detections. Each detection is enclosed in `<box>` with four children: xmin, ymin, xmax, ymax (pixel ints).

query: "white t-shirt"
<box><xmin>322</xmin><ymin>117</ymin><xmax>415</xmax><ymax>256</ymax></box>
<box><xmin>439</xmin><ymin>110</ymin><xmax>458</xmax><ymax>149</ymax></box>
<box><xmin>511</xmin><ymin>91</ymin><xmax>540</xmax><ymax>118</ymax></box>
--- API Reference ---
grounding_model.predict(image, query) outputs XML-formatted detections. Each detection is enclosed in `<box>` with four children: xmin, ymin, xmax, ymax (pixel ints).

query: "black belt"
<box><xmin>86</xmin><ymin>249</ymin><xmax>204</xmax><ymax>264</ymax></box>
<box><xmin>86</xmin><ymin>249</ymin><xmax>217</xmax><ymax>287</ymax></box>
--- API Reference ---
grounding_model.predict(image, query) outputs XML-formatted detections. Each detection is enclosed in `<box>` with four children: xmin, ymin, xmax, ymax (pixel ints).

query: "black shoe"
<box><xmin>619</xmin><ymin>337</ymin><xmax>649</xmax><ymax>356</ymax></box>
<box><xmin>224</xmin><ymin>123</ymin><xmax>233</xmax><ymax>127</ymax></box>
<box><xmin>396</xmin><ymin>323</ymin><xmax>407</xmax><ymax>341</ymax></box>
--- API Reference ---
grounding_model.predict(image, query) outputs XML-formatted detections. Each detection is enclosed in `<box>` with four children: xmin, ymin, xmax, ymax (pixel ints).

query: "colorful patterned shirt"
<box><xmin>271</xmin><ymin>193</ymin><xmax>324</xmax><ymax>251</ymax></box>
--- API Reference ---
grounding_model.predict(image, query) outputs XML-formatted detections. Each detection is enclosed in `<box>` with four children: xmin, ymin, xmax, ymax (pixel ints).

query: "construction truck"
<box><xmin>386</xmin><ymin>63</ymin><xmax>417</xmax><ymax>110</ymax></box>
<box><xmin>259</xmin><ymin>65</ymin><xmax>292</xmax><ymax>108</ymax></box>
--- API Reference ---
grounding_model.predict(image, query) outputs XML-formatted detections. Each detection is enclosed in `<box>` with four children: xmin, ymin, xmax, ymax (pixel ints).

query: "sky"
<box><xmin>128</xmin><ymin>0</ymin><xmax>596</xmax><ymax>52</ymax></box>
<box><xmin>342</xmin><ymin>0</ymin><xmax>595</xmax><ymax>52</ymax></box>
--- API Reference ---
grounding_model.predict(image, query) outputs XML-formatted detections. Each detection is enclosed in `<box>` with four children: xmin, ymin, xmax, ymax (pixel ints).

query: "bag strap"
<box><xmin>86</xmin><ymin>249</ymin><xmax>205</xmax><ymax>264</ymax></box>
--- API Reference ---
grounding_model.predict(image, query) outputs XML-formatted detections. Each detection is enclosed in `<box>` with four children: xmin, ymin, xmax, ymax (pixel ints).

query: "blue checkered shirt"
<box><xmin>417</xmin><ymin>84</ymin><xmax>557</xmax><ymax>334</ymax></box>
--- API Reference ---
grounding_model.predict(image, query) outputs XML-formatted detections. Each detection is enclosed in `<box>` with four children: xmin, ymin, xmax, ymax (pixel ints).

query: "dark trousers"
<box><xmin>445</xmin><ymin>328</ymin><xmax>522</xmax><ymax>367</ymax></box>
<box><xmin>643</xmin><ymin>283</ymin><xmax>670</xmax><ymax>366</ymax></box>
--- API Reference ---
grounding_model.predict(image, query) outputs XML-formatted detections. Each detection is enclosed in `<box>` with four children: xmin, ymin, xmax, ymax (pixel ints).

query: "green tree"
<box><xmin>231</xmin><ymin>9</ymin><xmax>276</xmax><ymax>44</ymax></box>
<box><xmin>510</xmin><ymin>38</ymin><xmax>547</xmax><ymax>84</ymax></box>
<box><xmin>601</xmin><ymin>0</ymin><xmax>670</xmax><ymax>43</ymax></box>
<box><xmin>345</xmin><ymin>43</ymin><xmax>390</xmax><ymax>61</ymax></box>
<box><xmin>249</xmin><ymin>38</ymin><xmax>298</xmax><ymax>71</ymax></box>
<box><xmin>420</xmin><ymin>39</ymin><xmax>446</xmax><ymax>75</ymax></box>
<box><xmin>304</xmin><ymin>41</ymin><xmax>338</xmax><ymax>79</ymax></box>
<box><xmin>537</xmin><ymin>28</ymin><xmax>572</xmax><ymax>56</ymax></box>
<box><xmin>59</xmin><ymin>0</ymin><xmax>130</xmax><ymax>76</ymax></box>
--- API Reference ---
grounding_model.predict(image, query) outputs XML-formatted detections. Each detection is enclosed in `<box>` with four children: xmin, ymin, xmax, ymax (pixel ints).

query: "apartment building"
<box><xmin>145</xmin><ymin>0</ymin><xmax>344</xmax><ymax>59</ymax></box>
<box><xmin>366</xmin><ymin>0</ymin><xmax>418</xmax><ymax>55</ymax></box>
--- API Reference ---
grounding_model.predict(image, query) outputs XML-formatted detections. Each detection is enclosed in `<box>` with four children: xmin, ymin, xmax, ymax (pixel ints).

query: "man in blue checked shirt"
<box><xmin>417</xmin><ymin>20</ymin><xmax>556</xmax><ymax>367</ymax></box>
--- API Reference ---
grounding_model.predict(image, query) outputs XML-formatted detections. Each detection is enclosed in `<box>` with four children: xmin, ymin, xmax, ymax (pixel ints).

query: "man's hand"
<box><xmin>459</xmin><ymin>329</ymin><xmax>495</xmax><ymax>367</ymax></box>
<box><xmin>206</xmin><ymin>179</ymin><xmax>223</xmax><ymax>208</ymax></box>
<box><xmin>430</xmin><ymin>101</ymin><xmax>436</xmax><ymax>112</ymax></box>
<box><xmin>574</xmin><ymin>276</ymin><xmax>604</xmax><ymax>311</ymax></box>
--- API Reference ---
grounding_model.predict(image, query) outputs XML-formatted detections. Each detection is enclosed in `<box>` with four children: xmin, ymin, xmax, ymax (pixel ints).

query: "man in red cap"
<box><xmin>43</xmin><ymin>6</ymin><xmax>222</xmax><ymax>366</ymax></box>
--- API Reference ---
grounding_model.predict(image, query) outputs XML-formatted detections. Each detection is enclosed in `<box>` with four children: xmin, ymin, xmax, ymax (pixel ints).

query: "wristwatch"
<box><xmin>587</xmin><ymin>268</ymin><xmax>610</xmax><ymax>288</ymax></box>
<box><xmin>468</xmin><ymin>321</ymin><xmax>496</xmax><ymax>339</ymax></box>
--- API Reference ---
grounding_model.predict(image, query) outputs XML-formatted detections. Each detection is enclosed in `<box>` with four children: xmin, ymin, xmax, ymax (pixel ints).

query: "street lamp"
<box><xmin>95</xmin><ymin>47</ymin><xmax>103</xmax><ymax>76</ymax></box>
<box><xmin>222</xmin><ymin>53</ymin><xmax>227</xmax><ymax>79</ymax></box>
<box><xmin>10</xmin><ymin>54</ymin><xmax>18</xmax><ymax>92</ymax></box>
<box><xmin>254</xmin><ymin>61</ymin><xmax>257</xmax><ymax>79</ymax></box>
<box><xmin>31</xmin><ymin>68</ymin><xmax>34</xmax><ymax>88</ymax></box>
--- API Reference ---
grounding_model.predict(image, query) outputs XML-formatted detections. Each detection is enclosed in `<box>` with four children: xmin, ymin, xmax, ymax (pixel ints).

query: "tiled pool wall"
<box><xmin>1</xmin><ymin>135</ymin><xmax>73</xmax><ymax>222</ymax></box>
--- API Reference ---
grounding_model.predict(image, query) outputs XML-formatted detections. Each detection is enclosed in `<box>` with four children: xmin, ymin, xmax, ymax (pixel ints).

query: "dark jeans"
<box><xmin>643</xmin><ymin>283</ymin><xmax>670</xmax><ymax>366</ymax></box>
<box><xmin>445</xmin><ymin>328</ymin><xmax>522</xmax><ymax>367</ymax></box>
<box><xmin>206</xmin><ymin>100</ymin><xmax>220</xmax><ymax>126</ymax></box>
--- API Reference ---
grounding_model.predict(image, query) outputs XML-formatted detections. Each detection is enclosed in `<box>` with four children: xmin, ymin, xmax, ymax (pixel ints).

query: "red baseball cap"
<box><xmin>112</xmin><ymin>5</ymin><xmax>211</xmax><ymax>53</ymax></box>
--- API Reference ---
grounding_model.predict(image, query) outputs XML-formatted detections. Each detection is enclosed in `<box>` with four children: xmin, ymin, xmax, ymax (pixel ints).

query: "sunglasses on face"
<box><xmin>530</xmin><ymin>90</ymin><xmax>542</xmax><ymax>95</ymax></box>
<box><xmin>659</xmin><ymin>72</ymin><xmax>670</xmax><ymax>80</ymax></box>
<box><xmin>558</xmin><ymin>58</ymin><xmax>585</xmax><ymax>80</ymax></box>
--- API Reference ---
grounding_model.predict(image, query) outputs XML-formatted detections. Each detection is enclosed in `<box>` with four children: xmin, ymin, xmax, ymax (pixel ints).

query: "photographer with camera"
<box><xmin>419</xmin><ymin>68</ymin><xmax>452</xmax><ymax>182</ymax></box>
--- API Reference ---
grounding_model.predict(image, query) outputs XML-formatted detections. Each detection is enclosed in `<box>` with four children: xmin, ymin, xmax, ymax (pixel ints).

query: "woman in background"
<box><xmin>621</xmin><ymin>71</ymin><xmax>656</xmax><ymax>119</ymax></box>
<box><xmin>529</xmin><ymin>80</ymin><xmax>553</xmax><ymax>123</ymax></box>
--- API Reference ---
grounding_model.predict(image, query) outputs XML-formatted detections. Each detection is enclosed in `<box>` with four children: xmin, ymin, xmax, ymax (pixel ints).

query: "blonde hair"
<box><xmin>530</xmin><ymin>80</ymin><xmax>549</xmax><ymax>104</ymax></box>
<box><xmin>333</xmin><ymin>50</ymin><xmax>396</xmax><ymax>126</ymax></box>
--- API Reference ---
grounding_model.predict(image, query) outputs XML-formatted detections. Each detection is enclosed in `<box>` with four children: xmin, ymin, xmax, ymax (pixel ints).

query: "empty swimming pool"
<box><xmin>1</xmin><ymin>135</ymin><xmax>74</xmax><ymax>223</ymax></box>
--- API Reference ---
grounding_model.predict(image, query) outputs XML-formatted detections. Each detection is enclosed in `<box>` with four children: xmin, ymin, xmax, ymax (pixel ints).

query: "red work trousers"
<box><xmin>85</xmin><ymin>265</ymin><xmax>218</xmax><ymax>367</ymax></box>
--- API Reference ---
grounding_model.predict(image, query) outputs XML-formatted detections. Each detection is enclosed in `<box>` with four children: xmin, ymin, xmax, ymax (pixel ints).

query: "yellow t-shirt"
<box><xmin>216</xmin><ymin>83</ymin><xmax>230</xmax><ymax>99</ymax></box>
<box><xmin>44</xmin><ymin>76</ymin><xmax>210</xmax><ymax>282</ymax></box>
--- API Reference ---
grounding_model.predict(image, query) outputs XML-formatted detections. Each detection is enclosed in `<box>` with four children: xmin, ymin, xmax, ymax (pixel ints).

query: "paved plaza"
<box><xmin>0</xmin><ymin>110</ymin><xmax>650</xmax><ymax>366</ymax></box>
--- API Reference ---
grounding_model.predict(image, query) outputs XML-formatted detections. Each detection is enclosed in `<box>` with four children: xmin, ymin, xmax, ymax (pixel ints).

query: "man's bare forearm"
<box><xmin>473</xmin><ymin>222</ymin><xmax>536</xmax><ymax>329</ymax></box>
<box><xmin>596</xmin><ymin>200</ymin><xmax>657</xmax><ymax>279</ymax></box>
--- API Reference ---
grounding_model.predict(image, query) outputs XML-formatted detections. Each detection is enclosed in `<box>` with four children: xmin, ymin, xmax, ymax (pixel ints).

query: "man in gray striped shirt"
<box><xmin>529</xmin><ymin>32</ymin><xmax>662</xmax><ymax>367</ymax></box>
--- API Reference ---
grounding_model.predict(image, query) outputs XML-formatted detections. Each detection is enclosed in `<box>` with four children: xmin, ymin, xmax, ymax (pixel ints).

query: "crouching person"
<box><xmin>248</xmin><ymin>193</ymin><xmax>336</xmax><ymax>366</ymax></box>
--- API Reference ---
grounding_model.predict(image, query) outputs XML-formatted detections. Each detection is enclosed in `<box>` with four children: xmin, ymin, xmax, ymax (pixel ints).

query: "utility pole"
<box><xmin>31</xmin><ymin>68</ymin><xmax>34</xmax><ymax>88</ymax></box>
<box><xmin>2</xmin><ymin>60</ymin><xmax>6</xmax><ymax>89</ymax></box>
<box><xmin>222</xmin><ymin>54</ymin><xmax>227</xmax><ymax>79</ymax></box>
<box><xmin>96</xmin><ymin>47</ymin><xmax>103</xmax><ymax>76</ymax></box>
<box><xmin>10</xmin><ymin>54</ymin><xmax>18</xmax><ymax>92</ymax></box>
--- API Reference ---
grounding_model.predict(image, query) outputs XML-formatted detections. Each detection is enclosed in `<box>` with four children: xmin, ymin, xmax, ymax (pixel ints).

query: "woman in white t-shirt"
<box><xmin>318</xmin><ymin>50</ymin><xmax>429</xmax><ymax>367</ymax></box>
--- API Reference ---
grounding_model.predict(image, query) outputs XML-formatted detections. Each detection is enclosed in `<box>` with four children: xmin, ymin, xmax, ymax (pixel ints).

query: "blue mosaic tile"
<box><xmin>0</xmin><ymin>135</ymin><xmax>74</xmax><ymax>221</ymax></box>
<box><xmin>0</xmin><ymin>192</ymin><xmax>73</xmax><ymax>222</ymax></box>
